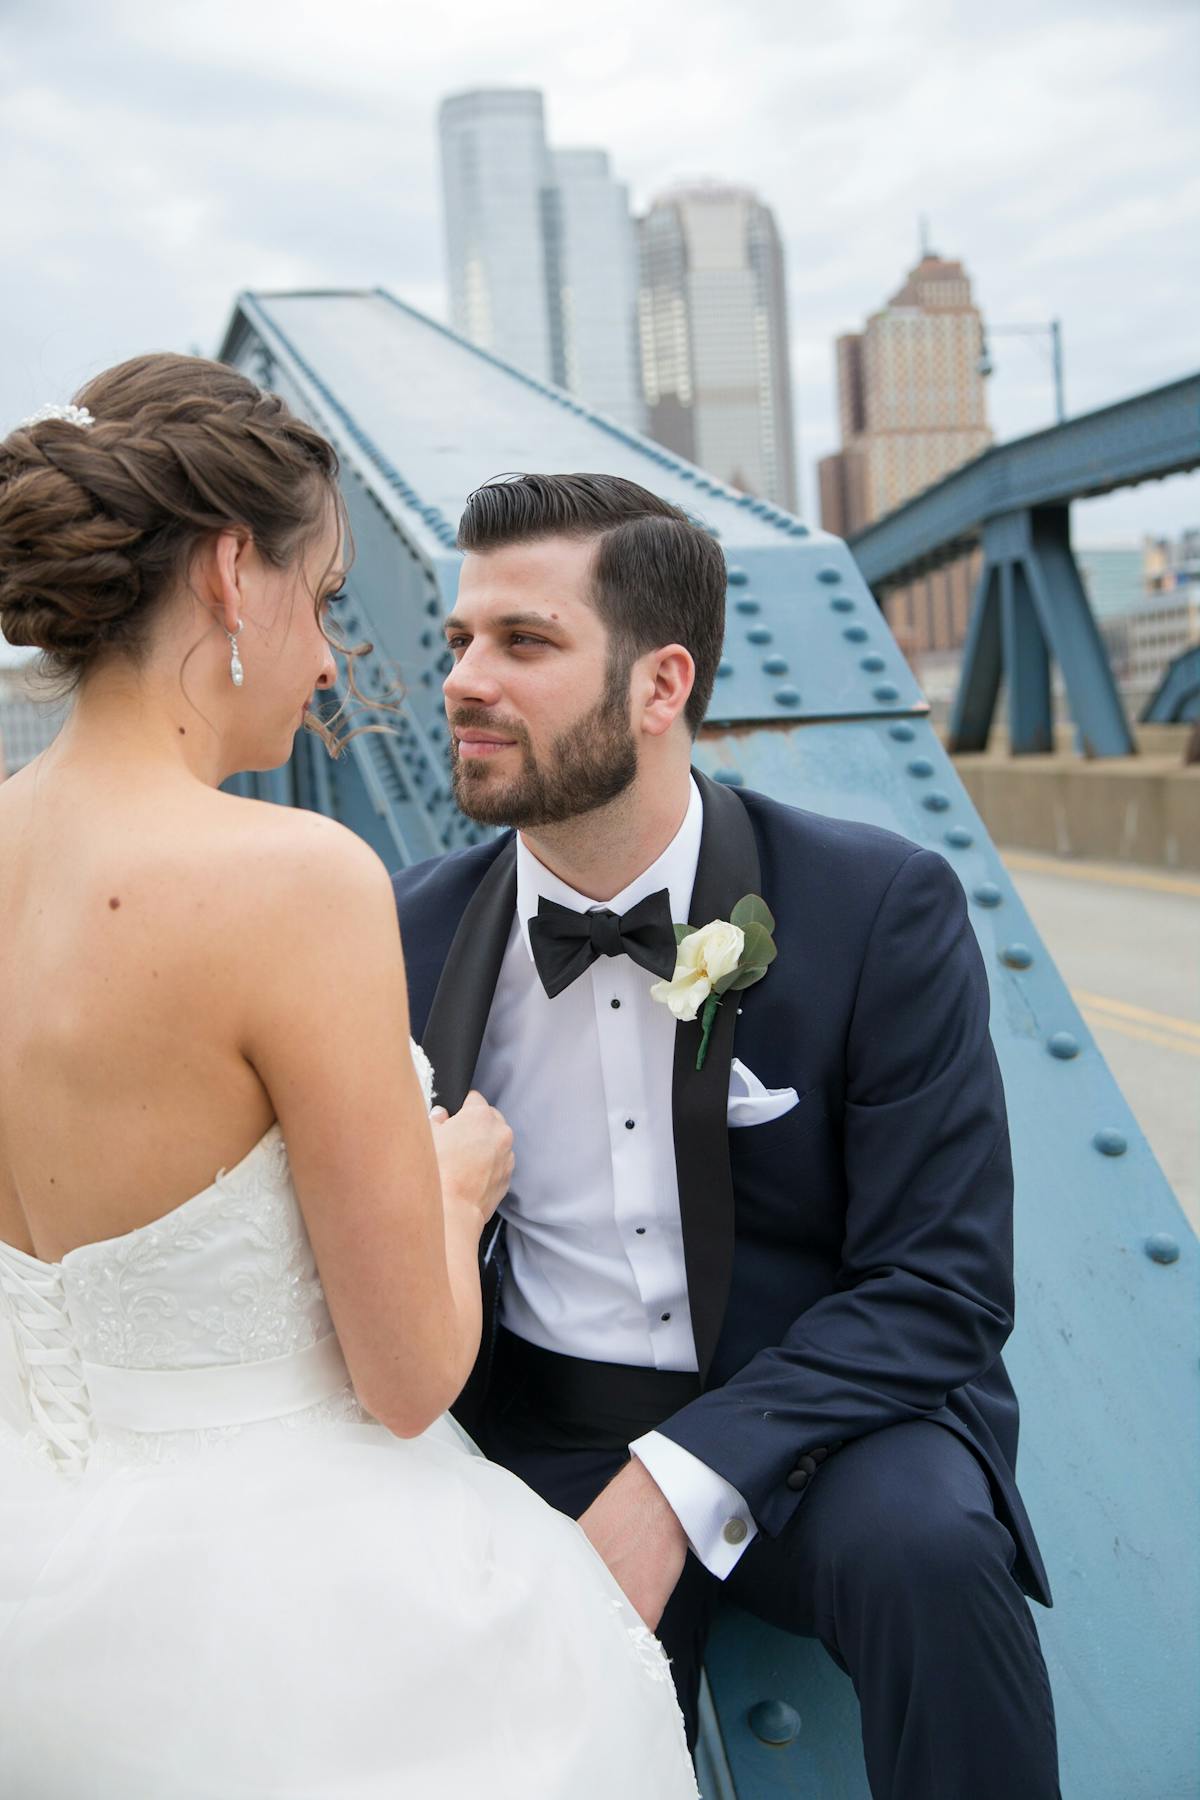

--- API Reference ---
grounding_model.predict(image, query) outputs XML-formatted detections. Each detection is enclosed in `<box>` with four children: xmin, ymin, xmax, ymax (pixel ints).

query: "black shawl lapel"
<box><xmin>674</xmin><ymin>771</ymin><xmax>762</xmax><ymax>1382</ymax></box>
<box><xmin>420</xmin><ymin>836</ymin><xmax>518</xmax><ymax>1113</ymax></box>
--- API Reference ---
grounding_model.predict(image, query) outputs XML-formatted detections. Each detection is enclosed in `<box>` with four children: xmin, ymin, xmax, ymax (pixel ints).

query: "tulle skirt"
<box><xmin>0</xmin><ymin>1405</ymin><xmax>698</xmax><ymax>1799</ymax></box>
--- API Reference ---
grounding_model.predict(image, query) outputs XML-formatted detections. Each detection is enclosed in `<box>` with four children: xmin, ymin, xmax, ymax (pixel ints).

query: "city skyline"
<box><xmin>2</xmin><ymin>0</ymin><xmax>1197</xmax><ymax>542</ymax></box>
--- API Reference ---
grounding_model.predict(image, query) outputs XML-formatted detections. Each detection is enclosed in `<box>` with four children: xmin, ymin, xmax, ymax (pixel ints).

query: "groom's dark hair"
<box><xmin>456</xmin><ymin>472</ymin><xmax>726</xmax><ymax>735</ymax></box>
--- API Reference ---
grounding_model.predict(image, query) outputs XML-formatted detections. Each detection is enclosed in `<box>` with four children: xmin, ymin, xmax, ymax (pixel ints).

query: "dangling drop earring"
<box><xmin>226</xmin><ymin>618</ymin><xmax>244</xmax><ymax>688</ymax></box>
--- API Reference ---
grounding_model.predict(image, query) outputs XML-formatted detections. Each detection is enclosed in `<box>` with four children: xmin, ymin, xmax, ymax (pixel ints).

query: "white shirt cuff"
<box><xmin>630</xmin><ymin>1430</ymin><xmax>758</xmax><ymax>1579</ymax></box>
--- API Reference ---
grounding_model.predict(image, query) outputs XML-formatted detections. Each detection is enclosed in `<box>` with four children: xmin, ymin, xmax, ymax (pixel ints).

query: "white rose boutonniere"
<box><xmin>650</xmin><ymin>895</ymin><xmax>777</xmax><ymax>1069</ymax></box>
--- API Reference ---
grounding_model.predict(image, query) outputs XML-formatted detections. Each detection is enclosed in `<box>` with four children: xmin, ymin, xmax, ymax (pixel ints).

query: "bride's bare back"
<box><xmin>0</xmin><ymin>760</ymin><xmax>318</xmax><ymax>1260</ymax></box>
<box><xmin>0</xmin><ymin>351</ymin><xmax>508</xmax><ymax>1437</ymax></box>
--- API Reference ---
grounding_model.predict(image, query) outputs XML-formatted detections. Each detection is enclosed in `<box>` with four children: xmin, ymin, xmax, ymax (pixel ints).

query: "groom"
<box><xmin>393</xmin><ymin>473</ymin><xmax>1060</xmax><ymax>1797</ymax></box>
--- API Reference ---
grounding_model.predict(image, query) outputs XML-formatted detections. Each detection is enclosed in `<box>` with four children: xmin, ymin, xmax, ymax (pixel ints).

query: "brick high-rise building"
<box><xmin>818</xmin><ymin>252</ymin><xmax>992</xmax><ymax>658</ymax></box>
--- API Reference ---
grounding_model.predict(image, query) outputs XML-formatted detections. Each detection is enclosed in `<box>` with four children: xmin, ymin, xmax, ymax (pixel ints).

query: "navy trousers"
<box><xmin>482</xmin><ymin>1408</ymin><xmax>1061</xmax><ymax>1800</ymax></box>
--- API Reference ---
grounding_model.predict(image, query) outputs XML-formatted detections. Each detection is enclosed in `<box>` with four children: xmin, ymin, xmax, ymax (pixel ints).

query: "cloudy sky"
<box><xmin>2</xmin><ymin>0</ymin><xmax>1197</xmax><ymax>542</ymax></box>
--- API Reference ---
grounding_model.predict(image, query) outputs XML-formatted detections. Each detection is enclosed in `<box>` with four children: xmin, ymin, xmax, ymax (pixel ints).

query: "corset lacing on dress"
<box><xmin>0</xmin><ymin>1252</ymin><xmax>91</xmax><ymax>1475</ymax></box>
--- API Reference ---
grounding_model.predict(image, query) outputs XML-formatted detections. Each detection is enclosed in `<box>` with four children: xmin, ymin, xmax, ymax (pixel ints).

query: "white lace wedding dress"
<box><xmin>0</xmin><ymin>1048</ymin><xmax>698</xmax><ymax>1799</ymax></box>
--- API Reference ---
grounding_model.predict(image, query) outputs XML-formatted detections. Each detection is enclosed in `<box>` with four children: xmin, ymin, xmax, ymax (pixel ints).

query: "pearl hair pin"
<box><xmin>16</xmin><ymin>403</ymin><xmax>96</xmax><ymax>430</ymax></box>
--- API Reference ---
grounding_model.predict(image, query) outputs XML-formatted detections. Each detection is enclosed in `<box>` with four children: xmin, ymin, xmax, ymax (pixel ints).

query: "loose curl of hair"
<box><xmin>0</xmin><ymin>351</ymin><xmax>382</xmax><ymax>754</ymax></box>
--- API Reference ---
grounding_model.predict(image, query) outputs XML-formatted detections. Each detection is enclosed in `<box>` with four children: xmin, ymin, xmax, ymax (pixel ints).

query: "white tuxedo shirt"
<box><xmin>473</xmin><ymin>779</ymin><xmax>796</xmax><ymax>1577</ymax></box>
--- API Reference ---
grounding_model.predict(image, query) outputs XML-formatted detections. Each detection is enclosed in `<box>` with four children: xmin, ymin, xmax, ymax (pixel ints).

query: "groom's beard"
<box><xmin>449</xmin><ymin>667</ymin><xmax>638</xmax><ymax>830</ymax></box>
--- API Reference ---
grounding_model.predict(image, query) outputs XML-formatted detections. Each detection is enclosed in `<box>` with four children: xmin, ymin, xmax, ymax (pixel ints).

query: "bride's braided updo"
<box><xmin>0</xmin><ymin>352</ymin><xmax>344</xmax><ymax>685</ymax></box>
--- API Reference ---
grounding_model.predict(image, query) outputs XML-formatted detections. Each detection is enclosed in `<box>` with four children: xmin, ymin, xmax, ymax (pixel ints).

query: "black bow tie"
<box><xmin>527</xmin><ymin>889</ymin><xmax>678</xmax><ymax>999</ymax></box>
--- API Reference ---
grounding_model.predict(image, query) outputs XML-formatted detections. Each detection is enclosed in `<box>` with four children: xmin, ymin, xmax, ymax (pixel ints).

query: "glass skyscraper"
<box><xmin>638</xmin><ymin>183</ymin><xmax>797</xmax><ymax>510</ymax></box>
<box><xmin>438</xmin><ymin>90</ymin><xmax>643</xmax><ymax>432</ymax></box>
<box><xmin>438</xmin><ymin>89</ymin><xmax>556</xmax><ymax>389</ymax></box>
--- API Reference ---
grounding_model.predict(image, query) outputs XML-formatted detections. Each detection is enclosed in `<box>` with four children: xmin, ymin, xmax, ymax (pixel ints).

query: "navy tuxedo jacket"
<box><xmin>393</xmin><ymin>771</ymin><xmax>1050</xmax><ymax>1605</ymax></box>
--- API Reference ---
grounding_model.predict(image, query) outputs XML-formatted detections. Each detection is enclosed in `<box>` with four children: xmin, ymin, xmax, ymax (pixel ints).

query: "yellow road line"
<box><xmin>1074</xmin><ymin>990</ymin><xmax>1200</xmax><ymax>1042</ymax></box>
<box><xmin>1080</xmin><ymin>1009</ymin><xmax>1200</xmax><ymax>1059</ymax></box>
<box><xmin>1003</xmin><ymin>850</ymin><xmax>1200</xmax><ymax>899</ymax></box>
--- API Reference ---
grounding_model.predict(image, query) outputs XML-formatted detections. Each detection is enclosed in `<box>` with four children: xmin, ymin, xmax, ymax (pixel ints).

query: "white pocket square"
<box><xmin>726</xmin><ymin>1057</ymin><xmax>800</xmax><ymax>1128</ymax></box>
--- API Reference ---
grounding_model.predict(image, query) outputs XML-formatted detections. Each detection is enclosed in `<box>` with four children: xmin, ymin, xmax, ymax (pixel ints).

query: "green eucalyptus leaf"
<box><xmin>739</xmin><ymin>923</ymin><xmax>778</xmax><ymax>968</ymax></box>
<box><xmin>730</xmin><ymin>894</ymin><xmax>775</xmax><ymax>935</ymax></box>
<box><xmin>725</xmin><ymin>963</ymin><xmax>769</xmax><ymax>991</ymax></box>
<box><xmin>673</xmin><ymin>923</ymin><xmax>695</xmax><ymax>946</ymax></box>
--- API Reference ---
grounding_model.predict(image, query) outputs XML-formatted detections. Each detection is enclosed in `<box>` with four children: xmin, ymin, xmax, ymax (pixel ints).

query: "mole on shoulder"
<box><xmin>108</xmin><ymin>897</ymin><xmax>121</xmax><ymax>910</ymax></box>
<box><xmin>178</xmin><ymin>726</ymin><xmax>186</xmax><ymax>736</ymax></box>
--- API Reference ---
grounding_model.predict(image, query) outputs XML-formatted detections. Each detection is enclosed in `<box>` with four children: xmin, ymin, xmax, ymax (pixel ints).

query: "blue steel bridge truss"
<box><xmin>849</xmin><ymin>374</ymin><xmax>1200</xmax><ymax>758</ymax></box>
<box><xmin>220</xmin><ymin>290</ymin><xmax>1198</xmax><ymax>1800</ymax></box>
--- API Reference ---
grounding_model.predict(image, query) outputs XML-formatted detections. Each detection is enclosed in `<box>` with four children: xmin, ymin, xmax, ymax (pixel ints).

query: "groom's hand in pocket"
<box><xmin>578</xmin><ymin>1458</ymin><xmax>688</xmax><ymax>1631</ymax></box>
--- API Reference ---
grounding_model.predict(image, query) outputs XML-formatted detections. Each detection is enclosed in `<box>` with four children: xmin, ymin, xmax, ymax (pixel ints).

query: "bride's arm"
<box><xmin>235</xmin><ymin>811</ymin><xmax>508</xmax><ymax>1437</ymax></box>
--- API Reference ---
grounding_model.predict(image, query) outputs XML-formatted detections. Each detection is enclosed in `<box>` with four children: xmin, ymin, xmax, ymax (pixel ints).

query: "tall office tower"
<box><xmin>638</xmin><ymin>184</ymin><xmax>798</xmax><ymax>510</ymax></box>
<box><xmin>438</xmin><ymin>91</ymin><xmax>644</xmax><ymax>427</ymax></box>
<box><xmin>439</xmin><ymin>89</ymin><xmax>557</xmax><ymax>384</ymax></box>
<box><xmin>550</xmin><ymin>149</ymin><xmax>644</xmax><ymax>432</ymax></box>
<box><xmin>818</xmin><ymin>252</ymin><xmax>992</xmax><ymax>657</ymax></box>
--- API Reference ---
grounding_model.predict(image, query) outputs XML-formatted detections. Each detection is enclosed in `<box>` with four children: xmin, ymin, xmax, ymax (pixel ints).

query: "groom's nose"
<box><xmin>443</xmin><ymin>644</ymin><xmax>503</xmax><ymax>710</ymax></box>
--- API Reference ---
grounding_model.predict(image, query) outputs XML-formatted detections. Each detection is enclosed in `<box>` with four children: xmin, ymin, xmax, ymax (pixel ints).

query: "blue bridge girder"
<box><xmin>1144</xmin><ymin>642</ymin><xmax>1200</xmax><ymax>726</ymax></box>
<box><xmin>848</xmin><ymin>374</ymin><xmax>1200</xmax><ymax>758</ymax></box>
<box><xmin>219</xmin><ymin>290</ymin><xmax>1198</xmax><ymax>1799</ymax></box>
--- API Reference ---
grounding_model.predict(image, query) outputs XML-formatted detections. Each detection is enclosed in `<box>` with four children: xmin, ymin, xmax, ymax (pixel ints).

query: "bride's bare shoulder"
<box><xmin>196</xmin><ymin>793</ymin><xmax>396</xmax><ymax>941</ymax></box>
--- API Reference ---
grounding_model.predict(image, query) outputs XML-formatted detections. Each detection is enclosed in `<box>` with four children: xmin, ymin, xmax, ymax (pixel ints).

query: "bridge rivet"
<box><xmin>844</xmin><ymin>625</ymin><xmax>869</xmax><ymax>642</ymax></box>
<box><xmin>874</xmin><ymin>684</ymin><xmax>900</xmax><ymax>702</ymax></box>
<box><xmin>748</xmin><ymin>1700</ymin><xmax>802</xmax><ymax>1746</ymax></box>
<box><xmin>817</xmin><ymin>566</ymin><xmax>842</xmax><ymax>584</ymax></box>
<box><xmin>712</xmin><ymin>769</ymin><xmax>745</xmax><ymax>787</ymax></box>
<box><xmin>1048</xmin><ymin>1031</ymin><xmax>1080</xmax><ymax>1059</ymax></box>
<box><xmin>907</xmin><ymin>758</ymin><xmax>935</xmax><ymax>778</ymax></box>
<box><xmin>787</xmin><ymin>522</ymin><xmax>809</xmax><ymax>536</ymax></box>
<box><xmin>861</xmin><ymin>654</ymin><xmax>887</xmax><ymax>673</ymax></box>
<box><xmin>1001</xmin><ymin>942</ymin><xmax>1033</xmax><ymax>968</ymax></box>
<box><xmin>1093</xmin><ymin>1129</ymin><xmax>1127</xmax><ymax>1157</ymax></box>
<box><xmin>945</xmin><ymin>826</ymin><xmax>974</xmax><ymax>848</ymax></box>
<box><xmin>763</xmin><ymin>656</ymin><xmax>789</xmax><ymax>675</ymax></box>
<box><xmin>727</xmin><ymin>567</ymin><xmax>749</xmax><ymax>585</ymax></box>
<box><xmin>736</xmin><ymin>598</ymin><xmax>761</xmax><ymax>615</ymax></box>
<box><xmin>1145</xmin><ymin>1233</ymin><xmax>1180</xmax><ymax>1264</ymax></box>
<box><xmin>717</xmin><ymin>660</ymin><xmax>734</xmax><ymax>678</ymax></box>
<box><xmin>973</xmin><ymin>882</ymin><xmax>1003</xmax><ymax>907</ymax></box>
<box><xmin>748</xmin><ymin>626</ymin><xmax>773</xmax><ymax>644</ymax></box>
<box><xmin>889</xmin><ymin>722</ymin><xmax>916</xmax><ymax>742</ymax></box>
<box><xmin>775</xmin><ymin>686</ymin><xmax>801</xmax><ymax>707</ymax></box>
<box><xmin>922</xmin><ymin>792</ymin><xmax>952</xmax><ymax>814</ymax></box>
<box><xmin>831</xmin><ymin>596</ymin><xmax>855</xmax><ymax>613</ymax></box>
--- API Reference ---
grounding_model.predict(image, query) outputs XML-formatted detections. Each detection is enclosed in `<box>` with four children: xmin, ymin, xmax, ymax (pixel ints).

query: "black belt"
<box><xmin>490</xmin><ymin>1328</ymin><xmax>703</xmax><ymax>1453</ymax></box>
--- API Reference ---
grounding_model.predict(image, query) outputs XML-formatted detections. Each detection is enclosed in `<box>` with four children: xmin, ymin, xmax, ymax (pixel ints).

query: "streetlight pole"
<box><xmin>977</xmin><ymin>319</ymin><xmax>1066</xmax><ymax>424</ymax></box>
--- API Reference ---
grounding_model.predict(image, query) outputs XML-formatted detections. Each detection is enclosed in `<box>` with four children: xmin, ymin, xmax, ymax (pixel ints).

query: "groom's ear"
<box><xmin>635</xmin><ymin>643</ymin><xmax>696</xmax><ymax>739</ymax></box>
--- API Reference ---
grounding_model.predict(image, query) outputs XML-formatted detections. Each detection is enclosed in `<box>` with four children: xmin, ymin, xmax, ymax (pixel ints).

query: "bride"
<box><xmin>0</xmin><ymin>355</ymin><xmax>699</xmax><ymax>1797</ymax></box>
